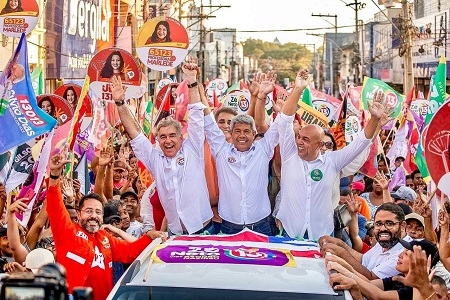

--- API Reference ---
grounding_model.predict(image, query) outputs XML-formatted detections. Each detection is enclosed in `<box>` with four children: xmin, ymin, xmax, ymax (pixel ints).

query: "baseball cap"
<box><xmin>353</xmin><ymin>173</ymin><xmax>365</xmax><ymax>183</ymax></box>
<box><xmin>121</xmin><ymin>190</ymin><xmax>139</xmax><ymax>201</ymax></box>
<box><xmin>103</xmin><ymin>204</ymin><xmax>121</xmax><ymax>224</ymax></box>
<box><xmin>351</xmin><ymin>182</ymin><xmax>365</xmax><ymax>192</ymax></box>
<box><xmin>114</xmin><ymin>161</ymin><xmax>126</xmax><ymax>170</ymax></box>
<box><xmin>398</xmin><ymin>239</ymin><xmax>439</xmax><ymax>268</ymax></box>
<box><xmin>405</xmin><ymin>212</ymin><xmax>425</xmax><ymax>228</ymax></box>
<box><xmin>25</xmin><ymin>248</ymin><xmax>55</xmax><ymax>274</ymax></box>
<box><xmin>339</xmin><ymin>177</ymin><xmax>351</xmax><ymax>191</ymax></box>
<box><xmin>390</xmin><ymin>186</ymin><xmax>417</xmax><ymax>202</ymax></box>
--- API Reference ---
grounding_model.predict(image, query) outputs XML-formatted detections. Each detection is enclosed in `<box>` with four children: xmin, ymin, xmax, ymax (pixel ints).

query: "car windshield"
<box><xmin>112</xmin><ymin>286</ymin><xmax>347</xmax><ymax>300</ymax></box>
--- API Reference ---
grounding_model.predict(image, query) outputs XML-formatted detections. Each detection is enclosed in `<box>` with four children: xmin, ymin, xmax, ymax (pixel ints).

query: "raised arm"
<box><xmin>7</xmin><ymin>199</ymin><xmax>29</xmax><ymax>263</ymax></box>
<box><xmin>254</xmin><ymin>71</ymin><xmax>276</xmax><ymax>134</ymax></box>
<box><xmin>346</xmin><ymin>195</ymin><xmax>364</xmax><ymax>253</ymax></box>
<box><xmin>282</xmin><ymin>69</ymin><xmax>308</xmax><ymax>116</ymax></box>
<box><xmin>111</xmin><ymin>76</ymin><xmax>141</xmax><ymax>139</ymax></box>
<box><xmin>25</xmin><ymin>199</ymin><xmax>48</xmax><ymax>250</ymax></box>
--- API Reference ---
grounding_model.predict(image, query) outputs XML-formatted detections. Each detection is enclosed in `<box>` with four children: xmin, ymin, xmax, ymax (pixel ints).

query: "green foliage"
<box><xmin>243</xmin><ymin>39</ymin><xmax>314</xmax><ymax>82</ymax></box>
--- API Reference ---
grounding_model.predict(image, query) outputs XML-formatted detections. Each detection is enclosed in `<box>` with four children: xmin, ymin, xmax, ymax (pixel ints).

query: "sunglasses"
<box><xmin>323</xmin><ymin>141</ymin><xmax>334</xmax><ymax>149</ymax></box>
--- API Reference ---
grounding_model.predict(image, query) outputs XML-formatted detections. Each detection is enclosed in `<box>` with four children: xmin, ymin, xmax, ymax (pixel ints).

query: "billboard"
<box><xmin>60</xmin><ymin>0</ymin><xmax>115</xmax><ymax>79</ymax></box>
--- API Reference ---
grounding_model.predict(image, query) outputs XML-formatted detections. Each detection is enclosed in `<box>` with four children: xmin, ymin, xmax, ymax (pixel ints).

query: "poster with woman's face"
<box><xmin>37</xmin><ymin>94</ymin><xmax>73</xmax><ymax>125</ymax></box>
<box><xmin>87</xmin><ymin>48</ymin><xmax>142</xmax><ymax>101</ymax></box>
<box><xmin>156</xmin><ymin>83</ymin><xmax>178</xmax><ymax>111</ymax></box>
<box><xmin>54</xmin><ymin>84</ymin><xmax>93</xmax><ymax>117</ymax></box>
<box><xmin>344</xmin><ymin>115</ymin><xmax>361</xmax><ymax>144</ymax></box>
<box><xmin>136</xmin><ymin>16</ymin><xmax>189</xmax><ymax>71</ymax></box>
<box><xmin>0</xmin><ymin>0</ymin><xmax>39</xmax><ymax>37</ymax></box>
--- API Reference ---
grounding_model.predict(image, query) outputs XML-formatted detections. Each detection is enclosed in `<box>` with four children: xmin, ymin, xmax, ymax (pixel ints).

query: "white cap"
<box><xmin>25</xmin><ymin>248</ymin><xmax>55</xmax><ymax>274</ymax></box>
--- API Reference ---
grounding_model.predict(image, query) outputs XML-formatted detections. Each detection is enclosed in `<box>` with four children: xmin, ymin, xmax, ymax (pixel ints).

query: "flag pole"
<box><xmin>148</xmin><ymin>71</ymin><xmax>160</xmax><ymax>138</ymax></box>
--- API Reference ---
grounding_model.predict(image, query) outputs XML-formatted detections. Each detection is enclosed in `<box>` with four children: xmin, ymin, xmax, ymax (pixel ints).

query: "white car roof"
<box><xmin>108</xmin><ymin>230</ymin><xmax>351</xmax><ymax>299</ymax></box>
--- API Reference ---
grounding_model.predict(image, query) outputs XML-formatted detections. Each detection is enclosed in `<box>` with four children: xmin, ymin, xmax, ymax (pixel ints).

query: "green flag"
<box><xmin>301</xmin><ymin>86</ymin><xmax>313</xmax><ymax>107</ymax></box>
<box><xmin>143</xmin><ymin>100</ymin><xmax>153</xmax><ymax>136</ymax></box>
<box><xmin>415</xmin><ymin>56</ymin><xmax>447</xmax><ymax>183</ymax></box>
<box><xmin>361</xmin><ymin>77</ymin><xmax>404</xmax><ymax>118</ymax></box>
<box><xmin>31</xmin><ymin>66</ymin><xmax>43</xmax><ymax>96</ymax></box>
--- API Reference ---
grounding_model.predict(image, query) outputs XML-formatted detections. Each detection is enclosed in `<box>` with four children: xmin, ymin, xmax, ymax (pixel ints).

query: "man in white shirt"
<box><xmin>321</xmin><ymin>202</ymin><xmax>406</xmax><ymax>280</ymax></box>
<box><xmin>276</xmin><ymin>69</ymin><xmax>389</xmax><ymax>240</ymax></box>
<box><xmin>202</xmin><ymin>75</ymin><xmax>278</xmax><ymax>235</ymax></box>
<box><xmin>111</xmin><ymin>58</ymin><xmax>213</xmax><ymax>235</ymax></box>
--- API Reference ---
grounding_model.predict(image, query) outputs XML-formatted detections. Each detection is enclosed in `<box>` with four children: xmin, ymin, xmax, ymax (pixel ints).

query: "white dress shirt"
<box><xmin>131</xmin><ymin>103</ymin><xmax>213</xmax><ymax>234</ymax></box>
<box><xmin>204</xmin><ymin>112</ymin><xmax>279</xmax><ymax>224</ymax></box>
<box><xmin>276</xmin><ymin>113</ymin><xmax>372</xmax><ymax>240</ymax></box>
<box><xmin>362</xmin><ymin>241</ymin><xmax>404</xmax><ymax>278</ymax></box>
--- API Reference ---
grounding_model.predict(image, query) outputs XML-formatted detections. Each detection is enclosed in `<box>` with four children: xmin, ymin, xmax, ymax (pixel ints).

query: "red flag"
<box><xmin>67</xmin><ymin>76</ymin><xmax>90</xmax><ymax>150</ymax></box>
<box><xmin>398</xmin><ymin>86</ymin><xmax>415</xmax><ymax>128</ymax></box>
<box><xmin>359</xmin><ymin>137</ymin><xmax>380</xmax><ymax>177</ymax></box>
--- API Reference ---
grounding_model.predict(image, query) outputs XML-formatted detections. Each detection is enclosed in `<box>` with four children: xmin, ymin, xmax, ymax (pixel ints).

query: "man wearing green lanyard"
<box><xmin>275</xmin><ymin>69</ymin><xmax>390</xmax><ymax>240</ymax></box>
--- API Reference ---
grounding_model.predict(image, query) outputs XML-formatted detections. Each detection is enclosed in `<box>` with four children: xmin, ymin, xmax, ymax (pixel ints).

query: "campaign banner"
<box><xmin>136</xmin><ymin>16</ymin><xmax>189</xmax><ymax>71</ymax></box>
<box><xmin>222</xmin><ymin>90</ymin><xmax>251</xmax><ymax>115</ymax></box>
<box><xmin>410</xmin><ymin>99</ymin><xmax>428</xmax><ymax>120</ymax></box>
<box><xmin>345</xmin><ymin>115</ymin><xmax>362</xmax><ymax>143</ymax></box>
<box><xmin>311</xmin><ymin>88</ymin><xmax>342</xmax><ymax>123</ymax></box>
<box><xmin>361</xmin><ymin>77</ymin><xmax>404</xmax><ymax>118</ymax></box>
<box><xmin>296</xmin><ymin>101</ymin><xmax>329</xmax><ymax>128</ymax></box>
<box><xmin>36</xmin><ymin>94</ymin><xmax>73</xmax><ymax>125</ymax></box>
<box><xmin>424</xmin><ymin>101</ymin><xmax>450</xmax><ymax>188</ymax></box>
<box><xmin>156</xmin><ymin>83</ymin><xmax>177</xmax><ymax>115</ymax></box>
<box><xmin>87</xmin><ymin>48</ymin><xmax>142</xmax><ymax>101</ymax></box>
<box><xmin>0</xmin><ymin>34</ymin><xmax>57</xmax><ymax>154</ymax></box>
<box><xmin>152</xmin><ymin>244</ymin><xmax>296</xmax><ymax>267</ymax></box>
<box><xmin>156</xmin><ymin>78</ymin><xmax>173</xmax><ymax>95</ymax></box>
<box><xmin>54</xmin><ymin>84</ymin><xmax>93</xmax><ymax>117</ymax></box>
<box><xmin>0</xmin><ymin>0</ymin><xmax>39</xmax><ymax>37</ymax></box>
<box><xmin>207</xmin><ymin>79</ymin><xmax>228</xmax><ymax>100</ymax></box>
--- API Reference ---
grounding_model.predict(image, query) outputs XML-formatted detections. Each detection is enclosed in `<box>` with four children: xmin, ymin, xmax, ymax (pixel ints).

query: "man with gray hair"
<box><xmin>202</xmin><ymin>75</ymin><xmax>278</xmax><ymax>235</ymax></box>
<box><xmin>111</xmin><ymin>58</ymin><xmax>213</xmax><ymax>235</ymax></box>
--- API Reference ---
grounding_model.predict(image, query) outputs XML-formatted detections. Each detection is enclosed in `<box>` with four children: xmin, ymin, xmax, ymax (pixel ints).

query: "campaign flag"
<box><xmin>3</xmin><ymin>143</ymin><xmax>35</xmax><ymax>193</ymax></box>
<box><xmin>142</xmin><ymin>100</ymin><xmax>153</xmax><ymax>136</ymax></box>
<box><xmin>398</xmin><ymin>86</ymin><xmax>415</xmax><ymax>129</ymax></box>
<box><xmin>301</xmin><ymin>86</ymin><xmax>313</xmax><ymax>107</ymax></box>
<box><xmin>0</xmin><ymin>34</ymin><xmax>57</xmax><ymax>153</ymax></box>
<box><xmin>296</xmin><ymin>101</ymin><xmax>329</xmax><ymax>128</ymax></box>
<box><xmin>88</xmin><ymin>98</ymin><xmax>111</xmax><ymax>155</ymax></box>
<box><xmin>359</xmin><ymin>136</ymin><xmax>380</xmax><ymax>177</ymax></box>
<box><xmin>361</xmin><ymin>77</ymin><xmax>404</xmax><ymax>118</ymax></box>
<box><xmin>15</xmin><ymin>130</ymin><xmax>54</xmax><ymax>227</ymax></box>
<box><xmin>66</xmin><ymin>76</ymin><xmax>90</xmax><ymax>150</ymax></box>
<box><xmin>75</xmin><ymin>153</ymin><xmax>90</xmax><ymax>195</ymax></box>
<box><xmin>30</xmin><ymin>66</ymin><xmax>43</xmax><ymax>96</ymax></box>
<box><xmin>416</xmin><ymin>56</ymin><xmax>447</xmax><ymax>183</ymax></box>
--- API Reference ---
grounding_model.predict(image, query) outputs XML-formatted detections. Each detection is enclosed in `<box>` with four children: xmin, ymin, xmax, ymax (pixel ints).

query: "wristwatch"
<box><xmin>115</xmin><ymin>99</ymin><xmax>125</xmax><ymax>106</ymax></box>
<box><xmin>187</xmin><ymin>81</ymin><xmax>198</xmax><ymax>88</ymax></box>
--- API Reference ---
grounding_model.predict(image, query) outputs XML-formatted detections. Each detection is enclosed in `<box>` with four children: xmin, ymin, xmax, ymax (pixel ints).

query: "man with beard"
<box><xmin>46</xmin><ymin>151</ymin><xmax>166</xmax><ymax>300</ymax></box>
<box><xmin>320</xmin><ymin>203</ymin><xmax>406</xmax><ymax>280</ymax></box>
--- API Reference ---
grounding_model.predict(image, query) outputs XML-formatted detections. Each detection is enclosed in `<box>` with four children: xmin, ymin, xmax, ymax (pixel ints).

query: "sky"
<box><xmin>195</xmin><ymin>0</ymin><xmax>398</xmax><ymax>48</ymax></box>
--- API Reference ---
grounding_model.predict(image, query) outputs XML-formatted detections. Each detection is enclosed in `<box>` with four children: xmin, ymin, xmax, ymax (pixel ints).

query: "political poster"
<box><xmin>152</xmin><ymin>244</ymin><xmax>296</xmax><ymax>268</ymax></box>
<box><xmin>0</xmin><ymin>0</ymin><xmax>39</xmax><ymax>37</ymax></box>
<box><xmin>361</xmin><ymin>77</ymin><xmax>404</xmax><ymax>118</ymax></box>
<box><xmin>136</xmin><ymin>16</ymin><xmax>189</xmax><ymax>71</ymax></box>
<box><xmin>206</xmin><ymin>79</ymin><xmax>228</xmax><ymax>100</ymax></box>
<box><xmin>410</xmin><ymin>99</ymin><xmax>428</xmax><ymax>120</ymax></box>
<box><xmin>222</xmin><ymin>90</ymin><xmax>251</xmax><ymax>115</ymax></box>
<box><xmin>87</xmin><ymin>48</ymin><xmax>142</xmax><ymax>101</ymax></box>
<box><xmin>156</xmin><ymin>78</ymin><xmax>174</xmax><ymax>95</ymax></box>
<box><xmin>296</xmin><ymin>101</ymin><xmax>329</xmax><ymax>128</ymax></box>
<box><xmin>345</xmin><ymin>115</ymin><xmax>362</xmax><ymax>143</ymax></box>
<box><xmin>423</xmin><ymin>101</ymin><xmax>450</xmax><ymax>188</ymax></box>
<box><xmin>54</xmin><ymin>84</ymin><xmax>93</xmax><ymax>117</ymax></box>
<box><xmin>36</xmin><ymin>94</ymin><xmax>73</xmax><ymax>125</ymax></box>
<box><xmin>0</xmin><ymin>34</ymin><xmax>57</xmax><ymax>154</ymax></box>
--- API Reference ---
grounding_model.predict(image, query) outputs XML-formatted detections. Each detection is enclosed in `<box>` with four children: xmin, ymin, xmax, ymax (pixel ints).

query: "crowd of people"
<box><xmin>0</xmin><ymin>58</ymin><xmax>449</xmax><ymax>300</ymax></box>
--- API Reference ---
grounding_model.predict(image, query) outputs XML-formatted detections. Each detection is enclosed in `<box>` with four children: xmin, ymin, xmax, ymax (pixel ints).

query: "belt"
<box><xmin>182</xmin><ymin>220</ymin><xmax>213</xmax><ymax>235</ymax></box>
<box><xmin>221</xmin><ymin>216</ymin><xmax>269</xmax><ymax>231</ymax></box>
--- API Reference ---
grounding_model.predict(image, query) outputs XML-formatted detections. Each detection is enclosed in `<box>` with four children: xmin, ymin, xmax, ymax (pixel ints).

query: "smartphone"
<box><xmin>72</xmin><ymin>171</ymin><xmax>78</xmax><ymax>180</ymax></box>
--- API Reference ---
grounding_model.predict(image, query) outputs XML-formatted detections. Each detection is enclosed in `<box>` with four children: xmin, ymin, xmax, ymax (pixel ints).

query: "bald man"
<box><xmin>275</xmin><ymin>69</ymin><xmax>389</xmax><ymax>240</ymax></box>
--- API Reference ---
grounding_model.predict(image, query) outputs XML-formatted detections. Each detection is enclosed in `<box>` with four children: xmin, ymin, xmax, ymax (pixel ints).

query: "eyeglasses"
<box><xmin>374</xmin><ymin>221</ymin><xmax>400</xmax><ymax>229</ymax></box>
<box><xmin>323</xmin><ymin>141</ymin><xmax>334</xmax><ymax>149</ymax></box>
<box><xmin>80</xmin><ymin>208</ymin><xmax>104</xmax><ymax>216</ymax></box>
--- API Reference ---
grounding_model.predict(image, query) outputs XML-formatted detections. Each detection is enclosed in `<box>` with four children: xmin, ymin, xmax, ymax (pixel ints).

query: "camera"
<box><xmin>0</xmin><ymin>263</ymin><xmax>92</xmax><ymax>300</ymax></box>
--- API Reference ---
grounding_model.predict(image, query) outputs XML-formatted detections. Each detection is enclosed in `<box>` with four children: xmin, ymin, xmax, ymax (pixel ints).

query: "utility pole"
<box><xmin>312</xmin><ymin>13</ymin><xmax>337</xmax><ymax>95</ymax></box>
<box><xmin>402</xmin><ymin>0</ymin><xmax>414</xmax><ymax>94</ymax></box>
<box><xmin>199</xmin><ymin>1</ymin><xmax>206</xmax><ymax>83</ymax></box>
<box><xmin>345</xmin><ymin>0</ymin><xmax>366</xmax><ymax>85</ymax></box>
